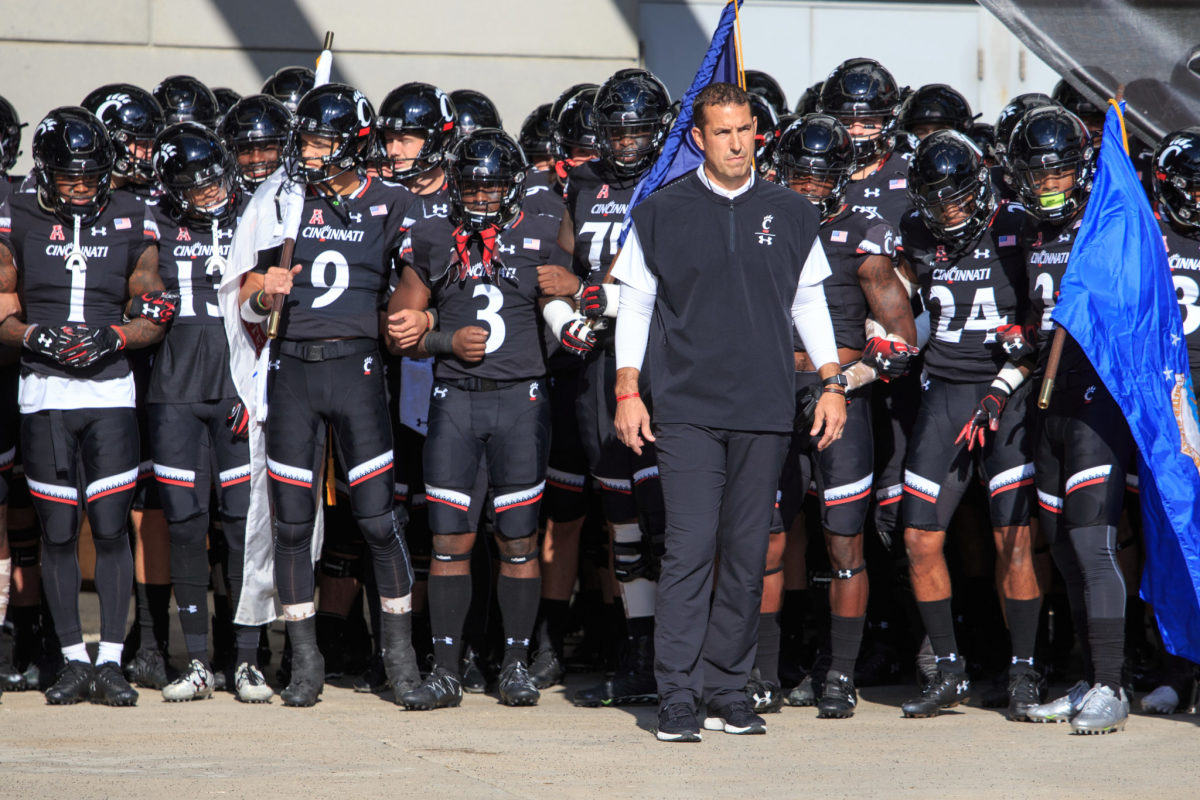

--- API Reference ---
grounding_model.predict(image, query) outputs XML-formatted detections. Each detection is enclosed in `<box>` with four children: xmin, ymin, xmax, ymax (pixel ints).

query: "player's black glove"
<box><xmin>560</xmin><ymin>318</ymin><xmax>595</xmax><ymax>356</ymax></box>
<box><xmin>861</xmin><ymin>336</ymin><xmax>918</xmax><ymax>381</ymax></box>
<box><xmin>580</xmin><ymin>284</ymin><xmax>609</xmax><ymax>319</ymax></box>
<box><xmin>128</xmin><ymin>290</ymin><xmax>180</xmax><ymax>325</ymax></box>
<box><xmin>227</xmin><ymin>400</ymin><xmax>250</xmax><ymax>440</ymax></box>
<box><xmin>995</xmin><ymin>323</ymin><xmax>1035</xmax><ymax>365</ymax></box>
<box><xmin>955</xmin><ymin>386</ymin><xmax>1009</xmax><ymax>451</ymax></box>
<box><xmin>56</xmin><ymin>324</ymin><xmax>126</xmax><ymax>369</ymax></box>
<box><xmin>22</xmin><ymin>324</ymin><xmax>74</xmax><ymax>363</ymax></box>
<box><xmin>796</xmin><ymin>382</ymin><xmax>822</xmax><ymax>434</ymax></box>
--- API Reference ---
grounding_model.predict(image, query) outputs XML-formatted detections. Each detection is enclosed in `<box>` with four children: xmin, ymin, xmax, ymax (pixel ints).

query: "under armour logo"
<box><xmin>432</xmin><ymin>635</ymin><xmax>453</xmax><ymax>644</ymax></box>
<box><xmin>973</xmin><ymin>248</ymin><xmax>991</xmax><ymax>260</ymax></box>
<box><xmin>957</xmin><ymin>680</ymin><xmax>969</xmax><ymax>693</ymax></box>
<box><xmin>268</xmin><ymin>359</ymin><xmax>281</xmax><ymax>371</ymax></box>
<box><xmin>144</xmin><ymin>306</ymin><xmax>162</xmax><ymax>320</ymax></box>
<box><xmin>497</xmin><ymin>242</ymin><xmax>516</xmax><ymax>255</ymax></box>
<box><xmin>757</xmin><ymin>234</ymin><xmax>774</xmax><ymax>245</ymax></box>
<box><xmin>862</xmin><ymin>188</ymin><xmax>881</xmax><ymax>198</ymax></box>
<box><xmin>91</xmin><ymin>226</ymin><xmax>107</xmax><ymax>237</ymax></box>
<box><xmin>433</xmin><ymin>386</ymin><xmax>447</xmax><ymax>398</ymax></box>
<box><xmin>426</xmin><ymin>203</ymin><xmax>449</xmax><ymax>218</ymax></box>
<box><xmin>348</xmin><ymin>211</ymin><xmax>362</xmax><ymax>224</ymax></box>
<box><xmin>529</xmin><ymin>380</ymin><xmax>540</xmax><ymax>400</ymax></box>
<box><xmin>38</xmin><ymin>331</ymin><xmax>54</xmax><ymax>348</ymax></box>
<box><xmin>1057</xmin><ymin>233</ymin><xmax>1071</xmax><ymax>243</ymax></box>
<box><xmin>363</xmin><ymin>355</ymin><xmax>374</xmax><ymax>375</ymax></box>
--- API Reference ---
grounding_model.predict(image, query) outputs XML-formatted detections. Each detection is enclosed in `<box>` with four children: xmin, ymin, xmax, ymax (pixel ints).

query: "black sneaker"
<box><xmin>528</xmin><ymin>648</ymin><xmax>565</xmax><ymax>690</ymax></box>
<box><xmin>91</xmin><ymin>662</ymin><xmax>139</xmax><ymax>706</ymax></box>
<box><xmin>817</xmin><ymin>669</ymin><xmax>857</xmax><ymax>719</ymax></box>
<box><xmin>400</xmin><ymin>664</ymin><xmax>463</xmax><ymax>711</ymax></box>
<box><xmin>703</xmin><ymin>698</ymin><xmax>766</xmax><ymax>735</ymax></box>
<box><xmin>1007</xmin><ymin>667</ymin><xmax>1046</xmax><ymax>721</ymax></box>
<box><xmin>460</xmin><ymin>646</ymin><xmax>487</xmax><ymax>693</ymax></box>
<box><xmin>744</xmin><ymin>667</ymin><xmax>783</xmax><ymax>714</ymax></box>
<box><xmin>44</xmin><ymin>660</ymin><xmax>93</xmax><ymax>705</ymax></box>
<box><xmin>497</xmin><ymin>660</ymin><xmax>540</xmax><ymax>707</ymax></box>
<box><xmin>352</xmin><ymin>654</ymin><xmax>389</xmax><ymax>694</ymax></box>
<box><xmin>901</xmin><ymin>670</ymin><xmax>970</xmax><ymax>718</ymax></box>
<box><xmin>126</xmin><ymin>647</ymin><xmax>170</xmax><ymax>690</ymax></box>
<box><xmin>656</xmin><ymin>702</ymin><xmax>702</xmax><ymax>742</ymax></box>
<box><xmin>0</xmin><ymin>622</ymin><xmax>27</xmax><ymax>692</ymax></box>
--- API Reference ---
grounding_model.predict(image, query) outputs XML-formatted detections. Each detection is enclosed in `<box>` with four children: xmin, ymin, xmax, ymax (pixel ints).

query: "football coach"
<box><xmin>611</xmin><ymin>82</ymin><xmax>846</xmax><ymax>742</ymax></box>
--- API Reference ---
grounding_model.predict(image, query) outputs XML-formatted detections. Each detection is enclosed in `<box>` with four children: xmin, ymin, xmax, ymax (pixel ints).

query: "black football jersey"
<box><xmin>809</xmin><ymin>204</ymin><xmax>898</xmax><ymax>352</ymax></box>
<box><xmin>844</xmin><ymin>151</ymin><xmax>913</xmax><ymax>233</ymax></box>
<box><xmin>564</xmin><ymin>160</ymin><xmax>638</xmax><ymax>282</ymax></box>
<box><xmin>260</xmin><ymin>175</ymin><xmax>414</xmax><ymax>341</ymax></box>
<box><xmin>524</xmin><ymin>183</ymin><xmax>564</xmax><ymax>225</ymax></box>
<box><xmin>1023</xmin><ymin>212</ymin><xmax>1093</xmax><ymax>376</ymax></box>
<box><xmin>901</xmin><ymin>202</ymin><xmax>1029</xmax><ymax>382</ymax></box>
<box><xmin>1160</xmin><ymin>213</ymin><xmax>1200</xmax><ymax>377</ymax></box>
<box><xmin>0</xmin><ymin>190</ymin><xmax>158</xmax><ymax>380</ymax></box>
<box><xmin>408</xmin><ymin>211</ymin><xmax>568</xmax><ymax>382</ymax></box>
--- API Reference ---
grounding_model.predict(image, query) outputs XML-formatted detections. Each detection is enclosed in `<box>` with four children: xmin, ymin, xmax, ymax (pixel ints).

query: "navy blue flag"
<box><xmin>619</xmin><ymin>0</ymin><xmax>743</xmax><ymax>245</ymax></box>
<box><xmin>1052</xmin><ymin>101</ymin><xmax>1200</xmax><ymax>661</ymax></box>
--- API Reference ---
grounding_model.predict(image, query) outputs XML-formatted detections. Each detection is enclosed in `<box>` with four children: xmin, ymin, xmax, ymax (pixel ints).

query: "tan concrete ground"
<box><xmin>2</xmin><ymin>594</ymin><xmax>1198</xmax><ymax>800</ymax></box>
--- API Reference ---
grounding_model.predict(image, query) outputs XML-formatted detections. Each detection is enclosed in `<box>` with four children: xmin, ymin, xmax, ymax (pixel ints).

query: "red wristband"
<box><xmin>616</xmin><ymin>393</ymin><xmax>640</xmax><ymax>402</ymax></box>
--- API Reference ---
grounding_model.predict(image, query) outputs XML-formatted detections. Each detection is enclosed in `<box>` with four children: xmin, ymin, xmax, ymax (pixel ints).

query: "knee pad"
<box><xmin>497</xmin><ymin>534</ymin><xmax>538</xmax><ymax>566</ymax></box>
<box><xmin>169</xmin><ymin>516</ymin><xmax>211</xmax><ymax>588</ymax></box>
<box><xmin>154</xmin><ymin>465</ymin><xmax>207</xmax><ymax>523</ymax></box>
<box><xmin>432</xmin><ymin>550</ymin><xmax>472</xmax><ymax>564</ymax></box>
<box><xmin>832</xmin><ymin>563</ymin><xmax>866</xmax><ymax>581</ymax></box>
<box><xmin>492</xmin><ymin>483</ymin><xmax>544</xmax><ymax>540</ymax></box>
<box><xmin>1063</xmin><ymin>465</ymin><xmax>1125</xmax><ymax>529</ymax></box>
<box><xmin>611</xmin><ymin>522</ymin><xmax>658</xmax><ymax>583</ymax></box>
<box><xmin>274</xmin><ymin>520</ymin><xmax>313</xmax><ymax>557</ymax></box>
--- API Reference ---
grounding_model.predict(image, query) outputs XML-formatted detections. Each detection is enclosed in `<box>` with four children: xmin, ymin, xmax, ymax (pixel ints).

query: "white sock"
<box><xmin>282</xmin><ymin>602</ymin><xmax>316</xmax><ymax>621</ymax></box>
<box><xmin>96</xmin><ymin>640</ymin><xmax>123</xmax><ymax>666</ymax></box>
<box><xmin>381</xmin><ymin>594</ymin><xmax>412</xmax><ymax>615</ymax></box>
<box><xmin>62</xmin><ymin>642</ymin><xmax>90</xmax><ymax>664</ymax></box>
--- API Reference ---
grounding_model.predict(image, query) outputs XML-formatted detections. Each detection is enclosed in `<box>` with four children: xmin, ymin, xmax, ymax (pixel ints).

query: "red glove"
<box><xmin>227</xmin><ymin>400</ymin><xmax>250</xmax><ymax>440</ymax></box>
<box><xmin>580</xmin><ymin>284</ymin><xmax>608</xmax><ymax>318</ymax></box>
<box><xmin>57</xmin><ymin>325</ymin><xmax>126</xmax><ymax>368</ymax></box>
<box><xmin>995</xmin><ymin>323</ymin><xmax>1035</xmax><ymax>363</ymax></box>
<box><xmin>128</xmin><ymin>290</ymin><xmax>180</xmax><ymax>325</ymax></box>
<box><xmin>560</xmin><ymin>318</ymin><xmax>595</xmax><ymax>356</ymax></box>
<box><xmin>861</xmin><ymin>336</ymin><xmax>918</xmax><ymax>381</ymax></box>
<box><xmin>955</xmin><ymin>387</ymin><xmax>1009</xmax><ymax>451</ymax></box>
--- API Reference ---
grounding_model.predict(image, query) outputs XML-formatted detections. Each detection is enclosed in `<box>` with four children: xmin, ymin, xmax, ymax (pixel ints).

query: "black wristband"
<box><xmin>253</xmin><ymin>290</ymin><xmax>270</xmax><ymax>313</ymax></box>
<box><xmin>822</xmin><ymin>373</ymin><xmax>848</xmax><ymax>389</ymax></box>
<box><xmin>423</xmin><ymin>329</ymin><xmax>455</xmax><ymax>357</ymax></box>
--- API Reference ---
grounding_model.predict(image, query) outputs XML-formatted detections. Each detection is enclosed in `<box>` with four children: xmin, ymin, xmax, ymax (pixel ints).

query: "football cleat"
<box><xmin>44</xmin><ymin>660</ymin><xmax>94</xmax><ymax>705</ymax></box>
<box><xmin>497</xmin><ymin>660</ymin><xmax>540</xmax><ymax>707</ymax></box>
<box><xmin>352</xmin><ymin>654</ymin><xmax>389</xmax><ymax>694</ymax></box>
<box><xmin>280</xmin><ymin>643</ymin><xmax>324</xmax><ymax>708</ymax></box>
<box><xmin>92</xmin><ymin>662</ymin><xmax>139</xmax><ymax>706</ymax></box>
<box><xmin>460</xmin><ymin>646</ymin><xmax>487</xmax><ymax>693</ymax></box>
<box><xmin>1070</xmin><ymin>684</ymin><xmax>1130</xmax><ymax>734</ymax></box>
<box><xmin>161</xmin><ymin>659</ymin><xmax>215</xmax><ymax>702</ymax></box>
<box><xmin>817</xmin><ymin>669</ymin><xmax>858</xmax><ymax>719</ymax></box>
<box><xmin>703</xmin><ymin>699</ymin><xmax>766</xmax><ymax>735</ymax></box>
<box><xmin>235</xmin><ymin>662</ymin><xmax>274</xmax><ymax>704</ymax></box>
<box><xmin>1006</xmin><ymin>667</ymin><xmax>1046</xmax><ymax>721</ymax></box>
<box><xmin>656</xmin><ymin>702</ymin><xmax>702</xmax><ymax>743</ymax></box>
<box><xmin>400</xmin><ymin>664</ymin><xmax>463</xmax><ymax>711</ymax></box>
<box><xmin>1024</xmin><ymin>679</ymin><xmax>1090</xmax><ymax>723</ymax></box>
<box><xmin>0</xmin><ymin>623</ymin><xmax>28</xmax><ymax>692</ymax></box>
<box><xmin>1140</xmin><ymin>685</ymin><xmax>1180</xmax><ymax>715</ymax></box>
<box><xmin>786</xmin><ymin>673</ymin><xmax>817</xmax><ymax>707</ymax></box>
<box><xmin>901</xmin><ymin>670</ymin><xmax>970</xmax><ymax>718</ymax></box>
<box><xmin>744</xmin><ymin>667</ymin><xmax>783</xmax><ymax>714</ymax></box>
<box><xmin>528</xmin><ymin>647</ymin><xmax>565</xmax><ymax>690</ymax></box>
<box><xmin>572</xmin><ymin>671</ymin><xmax>658</xmax><ymax>707</ymax></box>
<box><xmin>126</xmin><ymin>646</ymin><xmax>171</xmax><ymax>690</ymax></box>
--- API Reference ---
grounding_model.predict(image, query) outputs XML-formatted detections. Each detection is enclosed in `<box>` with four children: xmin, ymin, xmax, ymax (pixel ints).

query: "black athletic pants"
<box><xmin>652</xmin><ymin>422</ymin><xmax>789</xmax><ymax>709</ymax></box>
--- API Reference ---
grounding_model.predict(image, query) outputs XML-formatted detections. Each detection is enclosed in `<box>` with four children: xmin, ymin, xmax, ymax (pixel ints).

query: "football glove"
<box><xmin>227</xmin><ymin>400</ymin><xmax>250</xmax><ymax>440</ymax></box>
<box><xmin>861</xmin><ymin>336</ymin><xmax>918</xmax><ymax>381</ymax></box>
<box><xmin>995</xmin><ymin>323</ymin><xmax>1035</xmax><ymax>364</ymax></box>
<box><xmin>955</xmin><ymin>387</ymin><xmax>1009</xmax><ymax>452</ymax></box>
<box><xmin>22</xmin><ymin>325</ymin><xmax>74</xmax><ymax>363</ymax></box>
<box><xmin>560</xmin><ymin>318</ymin><xmax>596</xmax><ymax>356</ymax></box>
<box><xmin>128</xmin><ymin>290</ymin><xmax>180</xmax><ymax>325</ymax></box>
<box><xmin>57</xmin><ymin>324</ymin><xmax>126</xmax><ymax>369</ymax></box>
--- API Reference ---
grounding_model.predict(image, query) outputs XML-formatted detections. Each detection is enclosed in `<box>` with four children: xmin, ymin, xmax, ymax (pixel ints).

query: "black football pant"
<box><xmin>22</xmin><ymin>407</ymin><xmax>139</xmax><ymax>647</ymax></box>
<box><xmin>266</xmin><ymin>340</ymin><xmax>413</xmax><ymax>607</ymax></box>
<box><xmin>652</xmin><ymin>423</ymin><xmax>788</xmax><ymax>709</ymax></box>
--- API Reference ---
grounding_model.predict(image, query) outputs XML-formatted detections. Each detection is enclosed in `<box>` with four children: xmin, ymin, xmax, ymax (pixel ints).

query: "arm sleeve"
<box><xmin>791</xmin><ymin>237</ymin><xmax>838</xmax><ymax>368</ymax></box>
<box><xmin>615</xmin><ymin>283</ymin><xmax>654</xmax><ymax>372</ymax></box>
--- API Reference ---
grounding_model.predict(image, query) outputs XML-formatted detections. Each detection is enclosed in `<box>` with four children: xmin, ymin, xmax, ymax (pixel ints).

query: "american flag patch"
<box><xmin>830</xmin><ymin>230</ymin><xmax>848</xmax><ymax>243</ymax></box>
<box><xmin>523</xmin><ymin>237</ymin><xmax>540</xmax><ymax>249</ymax></box>
<box><xmin>114</xmin><ymin>217</ymin><xmax>131</xmax><ymax>230</ymax></box>
<box><xmin>889</xmin><ymin>179</ymin><xmax>907</xmax><ymax>190</ymax></box>
<box><xmin>999</xmin><ymin>235</ymin><xmax>1016</xmax><ymax>247</ymax></box>
<box><xmin>370</xmin><ymin>204</ymin><xmax>387</xmax><ymax>216</ymax></box>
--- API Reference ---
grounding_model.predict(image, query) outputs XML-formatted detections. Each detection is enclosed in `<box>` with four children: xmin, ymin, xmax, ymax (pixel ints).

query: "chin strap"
<box><xmin>453</xmin><ymin>224</ymin><xmax>499</xmax><ymax>281</ymax></box>
<box><xmin>206</xmin><ymin>218</ymin><xmax>227</xmax><ymax>281</ymax></box>
<box><xmin>65</xmin><ymin>214</ymin><xmax>86</xmax><ymax>274</ymax></box>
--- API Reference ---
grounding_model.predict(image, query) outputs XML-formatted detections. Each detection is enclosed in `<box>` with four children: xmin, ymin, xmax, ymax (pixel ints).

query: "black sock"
<box><xmin>428</xmin><ymin>574</ymin><xmax>472</xmax><ymax>672</ymax></box>
<box><xmin>829</xmin><ymin>614</ymin><xmax>866</xmax><ymax>677</ymax></box>
<box><xmin>626</xmin><ymin>615</ymin><xmax>654</xmax><ymax>639</ymax></box>
<box><xmin>235</xmin><ymin>625</ymin><xmax>261</xmax><ymax>668</ymax></box>
<box><xmin>173</xmin><ymin>581</ymin><xmax>210</xmax><ymax>665</ymax></box>
<box><xmin>539</xmin><ymin>598</ymin><xmax>570</xmax><ymax>657</ymax></box>
<box><xmin>498</xmin><ymin>575</ymin><xmax>541</xmax><ymax>667</ymax></box>
<box><xmin>755</xmin><ymin>612</ymin><xmax>781</xmax><ymax>684</ymax></box>
<box><xmin>1004</xmin><ymin>597</ymin><xmax>1041</xmax><ymax>672</ymax></box>
<box><xmin>1072</xmin><ymin>607</ymin><xmax>1094</xmax><ymax>684</ymax></box>
<box><xmin>1089</xmin><ymin>616</ymin><xmax>1125</xmax><ymax>691</ymax></box>
<box><xmin>135</xmin><ymin>583</ymin><xmax>172</xmax><ymax>653</ymax></box>
<box><xmin>916</xmin><ymin>598</ymin><xmax>964</xmax><ymax>672</ymax></box>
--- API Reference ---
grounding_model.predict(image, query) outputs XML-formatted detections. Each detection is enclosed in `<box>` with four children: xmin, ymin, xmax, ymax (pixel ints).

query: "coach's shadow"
<box><xmin>556</xmin><ymin>675</ymin><xmax>661</xmax><ymax>733</ymax></box>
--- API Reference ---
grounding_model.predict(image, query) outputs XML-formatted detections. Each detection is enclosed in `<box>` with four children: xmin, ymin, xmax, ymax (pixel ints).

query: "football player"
<box><xmin>153</xmin><ymin>75</ymin><xmax>220</xmax><ymax>129</ymax></box>
<box><xmin>238</xmin><ymin>83</ymin><xmax>421</xmax><ymax>707</ymax></box>
<box><xmin>261</xmin><ymin>66</ymin><xmax>314</xmax><ymax>114</ymax></box>
<box><xmin>899</xmin><ymin>85</ymin><xmax>974</xmax><ymax>142</ymax></box>
<box><xmin>219</xmin><ymin>94</ymin><xmax>292</xmax><ymax>191</ymax></box>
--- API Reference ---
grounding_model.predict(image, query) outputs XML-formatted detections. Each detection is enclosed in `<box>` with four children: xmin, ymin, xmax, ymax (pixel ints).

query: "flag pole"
<box><xmin>1038</xmin><ymin>84</ymin><xmax>1124</xmax><ymax>410</ymax></box>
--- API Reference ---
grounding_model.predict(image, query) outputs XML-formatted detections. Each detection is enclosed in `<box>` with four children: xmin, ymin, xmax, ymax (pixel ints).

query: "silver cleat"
<box><xmin>1140</xmin><ymin>685</ymin><xmax>1180</xmax><ymax>715</ymax></box>
<box><xmin>1070</xmin><ymin>684</ymin><xmax>1130</xmax><ymax>734</ymax></box>
<box><xmin>162</xmin><ymin>658</ymin><xmax>215</xmax><ymax>702</ymax></box>
<box><xmin>235</xmin><ymin>662</ymin><xmax>275</xmax><ymax>703</ymax></box>
<box><xmin>1024</xmin><ymin>679</ymin><xmax>1090</xmax><ymax>723</ymax></box>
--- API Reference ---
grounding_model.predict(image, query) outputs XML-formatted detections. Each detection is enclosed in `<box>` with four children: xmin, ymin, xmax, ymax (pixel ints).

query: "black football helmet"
<box><xmin>218</xmin><ymin>94</ymin><xmax>292</xmax><ymax>189</ymax></box>
<box><xmin>262</xmin><ymin>66</ymin><xmax>315</xmax><ymax>113</ymax></box>
<box><xmin>967</xmin><ymin>122</ymin><xmax>997</xmax><ymax>165</ymax></box>
<box><xmin>81</xmin><ymin>84</ymin><xmax>164</xmax><ymax>183</ymax></box>
<box><xmin>1008</xmin><ymin>106</ymin><xmax>1093</xmax><ymax>222</ymax></box>
<box><xmin>909</xmin><ymin>129</ymin><xmax>995</xmax><ymax>247</ymax></box>
<box><xmin>0</xmin><ymin>95</ymin><xmax>24</xmax><ymax>174</ymax></box>
<box><xmin>1052</xmin><ymin>79</ymin><xmax>1103</xmax><ymax>125</ymax></box>
<box><xmin>744</xmin><ymin>70</ymin><xmax>787</xmax><ymax>115</ymax></box>
<box><xmin>819</xmin><ymin>58</ymin><xmax>902</xmax><ymax>165</ymax></box>
<box><xmin>551</xmin><ymin>83</ymin><xmax>599</xmax><ymax>163</ymax></box>
<box><xmin>32</xmin><ymin>107</ymin><xmax>116</xmax><ymax>224</ymax></box>
<box><xmin>213</xmin><ymin>88</ymin><xmax>242</xmax><ymax>118</ymax></box>
<box><xmin>285</xmin><ymin>84</ymin><xmax>374</xmax><ymax>185</ymax></box>
<box><xmin>153</xmin><ymin>122</ymin><xmax>238</xmax><ymax>224</ymax></box>
<box><xmin>519</xmin><ymin>103</ymin><xmax>555</xmax><ymax>161</ymax></box>
<box><xmin>153</xmin><ymin>75</ymin><xmax>220</xmax><ymax>128</ymax></box>
<box><xmin>450</xmin><ymin>90</ymin><xmax>502</xmax><ymax>136</ymax></box>
<box><xmin>794</xmin><ymin>81</ymin><xmax>823</xmax><ymax>116</ymax></box>
<box><xmin>592</xmin><ymin>69</ymin><xmax>673</xmax><ymax>179</ymax></box>
<box><xmin>375</xmin><ymin>82</ymin><xmax>457</xmax><ymax>180</ymax></box>
<box><xmin>445</xmin><ymin>128</ymin><xmax>528</xmax><ymax>232</ymax></box>
<box><xmin>774</xmin><ymin>114</ymin><xmax>855</xmax><ymax>221</ymax></box>
<box><xmin>1154</xmin><ymin>128</ymin><xmax>1200</xmax><ymax>230</ymax></box>
<box><xmin>992</xmin><ymin>93</ymin><xmax>1055</xmax><ymax>167</ymax></box>
<box><xmin>900</xmin><ymin>84</ymin><xmax>974</xmax><ymax>138</ymax></box>
<box><xmin>748</xmin><ymin>93</ymin><xmax>780</xmax><ymax>177</ymax></box>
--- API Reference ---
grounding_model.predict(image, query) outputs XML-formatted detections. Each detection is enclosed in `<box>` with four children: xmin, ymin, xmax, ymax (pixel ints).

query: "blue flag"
<box><xmin>619</xmin><ymin>0</ymin><xmax>743</xmax><ymax>245</ymax></box>
<box><xmin>1052</xmin><ymin>101</ymin><xmax>1200</xmax><ymax>661</ymax></box>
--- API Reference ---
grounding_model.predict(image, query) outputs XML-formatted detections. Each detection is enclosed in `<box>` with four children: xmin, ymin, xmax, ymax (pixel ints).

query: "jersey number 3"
<box><xmin>473</xmin><ymin>284</ymin><xmax>505</xmax><ymax>355</ymax></box>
